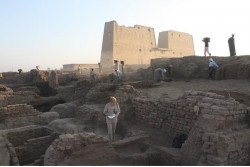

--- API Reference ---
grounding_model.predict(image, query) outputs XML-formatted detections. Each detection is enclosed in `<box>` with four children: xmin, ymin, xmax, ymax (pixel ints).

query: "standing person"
<box><xmin>103</xmin><ymin>96</ymin><xmax>121</xmax><ymax>141</ymax></box>
<box><xmin>89</xmin><ymin>68</ymin><xmax>96</xmax><ymax>82</ymax></box>
<box><xmin>114</xmin><ymin>60</ymin><xmax>122</xmax><ymax>80</ymax></box>
<box><xmin>202</xmin><ymin>37</ymin><xmax>211</xmax><ymax>57</ymax></box>
<box><xmin>208</xmin><ymin>58</ymin><xmax>219</xmax><ymax>79</ymax></box>
<box><xmin>228</xmin><ymin>34</ymin><xmax>236</xmax><ymax>56</ymax></box>
<box><xmin>18</xmin><ymin>69</ymin><xmax>22</xmax><ymax>75</ymax></box>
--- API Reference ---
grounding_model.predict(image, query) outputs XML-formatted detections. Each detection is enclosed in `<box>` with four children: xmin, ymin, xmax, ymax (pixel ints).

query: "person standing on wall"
<box><xmin>202</xmin><ymin>37</ymin><xmax>211</xmax><ymax>57</ymax></box>
<box><xmin>228</xmin><ymin>34</ymin><xmax>236</xmax><ymax>56</ymax></box>
<box><xmin>103</xmin><ymin>96</ymin><xmax>121</xmax><ymax>142</ymax></box>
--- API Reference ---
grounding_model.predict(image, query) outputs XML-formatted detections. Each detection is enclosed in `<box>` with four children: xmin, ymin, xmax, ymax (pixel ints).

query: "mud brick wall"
<box><xmin>200</xmin><ymin>130</ymin><xmax>250</xmax><ymax>165</ymax></box>
<box><xmin>62</xmin><ymin>80</ymin><xmax>93</xmax><ymax>102</ymax></box>
<box><xmin>85</xmin><ymin>83</ymin><xmax>116</xmax><ymax>104</ymax></box>
<box><xmin>178</xmin><ymin>91</ymin><xmax>249</xmax><ymax>165</ymax></box>
<box><xmin>76</xmin><ymin>104</ymin><xmax>106</xmax><ymax>124</ymax></box>
<box><xmin>0</xmin><ymin>104</ymin><xmax>40</xmax><ymax>120</ymax></box>
<box><xmin>115</xmin><ymin>84</ymin><xmax>142</xmax><ymax>103</ymax></box>
<box><xmin>4</xmin><ymin>137</ymin><xmax>20</xmax><ymax>165</ymax></box>
<box><xmin>0</xmin><ymin>72</ymin><xmax>32</xmax><ymax>85</ymax></box>
<box><xmin>6</xmin><ymin>126</ymin><xmax>58</xmax><ymax>165</ymax></box>
<box><xmin>132</xmin><ymin>97</ymin><xmax>198</xmax><ymax>134</ymax></box>
<box><xmin>0</xmin><ymin>91</ymin><xmax>40</xmax><ymax>107</ymax></box>
<box><xmin>0</xmin><ymin>95</ymin><xmax>9</xmax><ymax>107</ymax></box>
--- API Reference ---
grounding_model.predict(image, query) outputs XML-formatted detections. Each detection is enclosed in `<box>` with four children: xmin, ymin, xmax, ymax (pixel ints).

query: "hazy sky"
<box><xmin>0</xmin><ymin>0</ymin><xmax>249</xmax><ymax>72</ymax></box>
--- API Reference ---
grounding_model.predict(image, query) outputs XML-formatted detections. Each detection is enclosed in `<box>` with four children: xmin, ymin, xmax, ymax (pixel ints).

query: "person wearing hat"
<box><xmin>228</xmin><ymin>34</ymin><xmax>236</xmax><ymax>56</ymax></box>
<box><xmin>103</xmin><ymin>96</ymin><xmax>121</xmax><ymax>141</ymax></box>
<box><xmin>208</xmin><ymin>58</ymin><xmax>219</xmax><ymax>79</ymax></box>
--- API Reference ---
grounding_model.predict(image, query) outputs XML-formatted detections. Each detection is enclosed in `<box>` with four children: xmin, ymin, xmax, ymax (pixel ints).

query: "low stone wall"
<box><xmin>0</xmin><ymin>104</ymin><xmax>40</xmax><ymax>120</ymax></box>
<box><xmin>5</xmin><ymin>126</ymin><xmax>58</xmax><ymax>165</ymax></box>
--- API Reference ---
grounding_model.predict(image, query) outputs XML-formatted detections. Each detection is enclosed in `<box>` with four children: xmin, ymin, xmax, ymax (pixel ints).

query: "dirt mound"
<box><xmin>146</xmin><ymin>55</ymin><xmax>250</xmax><ymax>80</ymax></box>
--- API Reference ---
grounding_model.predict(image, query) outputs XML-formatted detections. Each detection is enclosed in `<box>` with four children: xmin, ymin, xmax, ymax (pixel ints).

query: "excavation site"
<box><xmin>1</xmin><ymin>56</ymin><xmax>250</xmax><ymax>166</ymax></box>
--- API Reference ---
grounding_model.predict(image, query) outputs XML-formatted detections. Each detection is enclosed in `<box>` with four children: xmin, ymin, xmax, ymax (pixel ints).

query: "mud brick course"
<box><xmin>5</xmin><ymin>126</ymin><xmax>58</xmax><ymax>165</ymax></box>
<box><xmin>0</xmin><ymin>104</ymin><xmax>40</xmax><ymax>120</ymax></box>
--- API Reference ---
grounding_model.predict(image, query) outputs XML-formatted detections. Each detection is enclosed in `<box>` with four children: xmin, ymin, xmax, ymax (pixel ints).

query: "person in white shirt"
<box><xmin>103</xmin><ymin>96</ymin><xmax>121</xmax><ymax>141</ymax></box>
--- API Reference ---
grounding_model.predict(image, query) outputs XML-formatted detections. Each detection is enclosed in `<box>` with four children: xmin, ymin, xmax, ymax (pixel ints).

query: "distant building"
<box><xmin>63</xmin><ymin>64</ymin><xmax>99</xmax><ymax>75</ymax></box>
<box><xmin>100</xmin><ymin>21</ymin><xmax>195</xmax><ymax>71</ymax></box>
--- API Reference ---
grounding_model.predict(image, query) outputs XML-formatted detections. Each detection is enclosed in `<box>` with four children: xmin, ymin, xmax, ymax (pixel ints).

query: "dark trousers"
<box><xmin>209</xmin><ymin>67</ymin><xmax>216</xmax><ymax>79</ymax></box>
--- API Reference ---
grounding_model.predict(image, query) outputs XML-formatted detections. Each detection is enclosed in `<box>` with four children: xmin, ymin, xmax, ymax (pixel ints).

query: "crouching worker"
<box><xmin>208</xmin><ymin>58</ymin><xmax>219</xmax><ymax>79</ymax></box>
<box><xmin>103</xmin><ymin>96</ymin><xmax>121</xmax><ymax>141</ymax></box>
<box><xmin>154</xmin><ymin>68</ymin><xmax>167</xmax><ymax>82</ymax></box>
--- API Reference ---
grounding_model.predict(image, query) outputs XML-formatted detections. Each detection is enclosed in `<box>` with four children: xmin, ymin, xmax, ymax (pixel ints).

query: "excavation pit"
<box><xmin>5</xmin><ymin>126</ymin><xmax>58</xmax><ymax>165</ymax></box>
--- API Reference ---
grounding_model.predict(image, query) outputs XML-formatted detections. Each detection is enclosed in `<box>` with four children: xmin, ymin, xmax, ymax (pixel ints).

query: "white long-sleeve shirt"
<box><xmin>103</xmin><ymin>102</ymin><xmax>120</xmax><ymax>116</ymax></box>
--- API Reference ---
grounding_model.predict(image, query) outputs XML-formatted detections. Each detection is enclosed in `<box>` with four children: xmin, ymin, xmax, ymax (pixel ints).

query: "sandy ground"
<box><xmin>139</xmin><ymin>79</ymin><xmax>250</xmax><ymax>100</ymax></box>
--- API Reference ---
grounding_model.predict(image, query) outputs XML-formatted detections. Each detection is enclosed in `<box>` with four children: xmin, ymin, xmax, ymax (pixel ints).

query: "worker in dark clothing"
<box><xmin>228</xmin><ymin>34</ymin><xmax>236</xmax><ymax>56</ymax></box>
<box><xmin>202</xmin><ymin>37</ymin><xmax>211</xmax><ymax>57</ymax></box>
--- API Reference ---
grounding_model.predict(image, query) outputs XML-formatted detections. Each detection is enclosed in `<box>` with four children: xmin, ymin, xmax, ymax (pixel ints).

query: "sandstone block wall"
<box><xmin>0</xmin><ymin>104</ymin><xmax>40</xmax><ymax>120</ymax></box>
<box><xmin>158</xmin><ymin>31</ymin><xmax>195</xmax><ymax>57</ymax></box>
<box><xmin>100</xmin><ymin>20</ymin><xmax>195</xmax><ymax>70</ymax></box>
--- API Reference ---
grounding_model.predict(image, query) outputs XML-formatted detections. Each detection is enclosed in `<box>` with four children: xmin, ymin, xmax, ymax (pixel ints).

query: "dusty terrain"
<box><xmin>140</xmin><ymin>79</ymin><xmax>250</xmax><ymax>104</ymax></box>
<box><xmin>1</xmin><ymin>56</ymin><xmax>250</xmax><ymax>166</ymax></box>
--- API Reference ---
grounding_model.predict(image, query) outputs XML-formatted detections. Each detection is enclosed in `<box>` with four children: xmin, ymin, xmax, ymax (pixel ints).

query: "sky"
<box><xmin>0</xmin><ymin>0</ymin><xmax>250</xmax><ymax>72</ymax></box>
